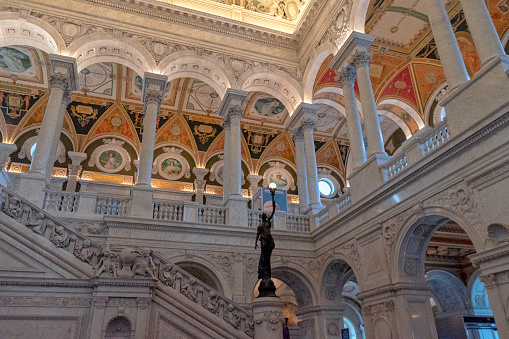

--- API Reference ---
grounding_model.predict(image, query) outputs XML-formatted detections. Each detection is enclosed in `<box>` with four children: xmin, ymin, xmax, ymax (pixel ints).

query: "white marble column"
<box><xmin>460</xmin><ymin>0</ymin><xmax>506</xmax><ymax>65</ymax></box>
<box><xmin>302</xmin><ymin>119</ymin><xmax>321</xmax><ymax>209</ymax></box>
<box><xmin>192</xmin><ymin>167</ymin><xmax>209</xmax><ymax>205</ymax></box>
<box><xmin>66</xmin><ymin>151</ymin><xmax>87</xmax><ymax>192</ymax></box>
<box><xmin>218</xmin><ymin>89</ymin><xmax>249</xmax><ymax>226</ymax></box>
<box><xmin>46</xmin><ymin>90</ymin><xmax>73</xmax><ymax>178</ymax></box>
<box><xmin>228</xmin><ymin>107</ymin><xmax>243</xmax><ymax>198</ymax></box>
<box><xmin>131</xmin><ymin>73</ymin><xmax>167</xmax><ymax>218</ymax></box>
<box><xmin>0</xmin><ymin>143</ymin><xmax>17</xmax><ymax>187</ymax></box>
<box><xmin>18</xmin><ymin>55</ymin><xmax>78</xmax><ymax>207</ymax></box>
<box><xmin>30</xmin><ymin>73</ymin><xmax>69</xmax><ymax>177</ymax></box>
<box><xmin>292</xmin><ymin>128</ymin><xmax>309</xmax><ymax>211</ymax></box>
<box><xmin>425</xmin><ymin>0</ymin><xmax>469</xmax><ymax>89</ymax></box>
<box><xmin>137</xmin><ymin>92</ymin><xmax>163</xmax><ymax>187</ymax></box>
<box><xmin>352</xmin><ymin>51</ymin><xmax>386</xmax><ymax>157</ymax></box>
<box><xmin>222</xmin><ymin>119</ymin><xmax>231</xmax><ymax>204</ymax></box>
<box><xmin>336</xmin><ymin>66</ymin><xmax>367</xmax><ymax>169</ymax></box>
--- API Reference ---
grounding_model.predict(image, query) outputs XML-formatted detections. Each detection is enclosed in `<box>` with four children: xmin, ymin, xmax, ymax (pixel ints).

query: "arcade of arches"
<box><xmin>0</xmin><ymin>0</ymin><xmax>508</xmax><ymax>338</ymax></box>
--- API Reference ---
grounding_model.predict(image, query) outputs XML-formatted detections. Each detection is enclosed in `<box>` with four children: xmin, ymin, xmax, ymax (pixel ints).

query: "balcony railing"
<box><xmin>153</xmin><ymin>200</ymin><xmax>185</xmax><ymax>221</ymax></box>
<box><xmin>43</xmin><ymin>190</ymin><xmax>80</xmax><ymax>212</ymax></box>
<box><xmin>95</xmin><ymin>195</ymin><xmax>130</xmax><ymax>216</ymax></box>
<box><xmin>198</xmin><ymin>206</ymin><xmax>226</xmax><ymax>225</ymax></box>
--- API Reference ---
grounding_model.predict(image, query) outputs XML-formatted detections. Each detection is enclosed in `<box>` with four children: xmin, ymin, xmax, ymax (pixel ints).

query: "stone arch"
<box><xmin>313</xmin><ymin>86</ymin><xmax>364</xmax><ymax>117</ymax></box>
<box><xmin>81</xmin><ymin>134</ymin><xmax>139</xmax><ymax>159</ymax></box>
<box><xmin>0</xmin><ymin>14</ymin><xmax>65</xmax><ymax>54</ymax></box>
<box><xmin>425</xmin><ymin>270</ymin><xmax>472</xmax><ymax>317</ymax></box>
<box><xmin>425</xmin><ymin>82</ymin><xmax>448</xmax><ymax>127</ymax></box>
<box><xmin>320</xmin><ymin>258</ymin><xmax>361</xmax><ymax>306</ymax></box>
<box><xmin>166</xmin><ymin>254</ymin><xmax>233</xmax><ymax>299</ymax></box>
<box><xmin>393</xmin><ymin>205</ymin><xmax>485</xmax><ymax>284</ymax></box>
<box><xmin>104</xmin><ymin>315</ymin><xmax>133</xmax><ymax>339</ymax></box>
<box><xmin>174</xmin><ymin>260</ymin><xmax>226</xmax><ymax>296</ymax></box>
<box><xmin>302</xmin><ymin>42</ymin><xmax>337</xmax><ymax>102</ymax></box>
<box><xmin>240</xmin><ymin>70</ymin><xmax>303</xmax><ymax>115</ymax></box>
<box><xmin>376</xmin><ymin>107</ymin><xmax>413</xmax><ymax>139</ymax></box>
<box><xmin>312</xmin><ymin>97</ymin><xmax>347</xmax><ymax>119</ymax></box>
<box><xmin>158</xmin><ymin>52</ymin><xmax>236</xmax><ymax>98</ymax></box>
<box><xmin>377</xmin><ymin>98</ymin><xmax>425</xmax><ymax>131</ymax></box>
<box><xmin>67</xmin><ymin>34</ymin><xmax>156</xmax><ymax>76</ymax></box>
<box><xmin>351</xmin><ymin>0</ymin><xmax>371</xmax><ymax>33</ymax></box>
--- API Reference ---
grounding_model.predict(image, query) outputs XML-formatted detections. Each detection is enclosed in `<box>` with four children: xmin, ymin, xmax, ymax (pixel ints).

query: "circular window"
<box><xmin>319</xmin><ymin>178</ymin><xmax>334</xmax><ymax>197</ymax></box>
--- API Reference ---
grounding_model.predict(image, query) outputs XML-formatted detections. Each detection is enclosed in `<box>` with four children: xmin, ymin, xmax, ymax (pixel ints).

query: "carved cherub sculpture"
<box><xmin>95</xmin><ymin>248</ymin><xmax>117</xmax><ymax>277</ymax></box>
<box><xmin>132</xmin><ymin>249</ymin><xmax>156</xmax><ymax>279</ymax></box>
<box><xmin>204</xmin><ymin>290</ymin><xmax>220</xmax><ymax>315</ymax></box>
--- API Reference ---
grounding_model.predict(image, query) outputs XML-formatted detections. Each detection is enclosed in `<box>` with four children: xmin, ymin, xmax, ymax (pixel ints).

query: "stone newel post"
<box><xmin>131</xmin><ymin>72</ymin><xmax>167</xmax><ymax>218</ymax></box>
<box><xmin>251</xmin><ymin>297</ymin><xmax>284</xmax><ymax>339</ymax></box>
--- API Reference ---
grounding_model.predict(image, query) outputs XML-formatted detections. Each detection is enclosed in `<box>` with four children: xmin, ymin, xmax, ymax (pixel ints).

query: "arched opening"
<box><xmin>319</xmin><ymin>259</ymin><xmax>365</xmax><ymax>339</ymax></box>
<box><xmin>251</xmin><ymin>267</ymin><xmax>316</xmax><ymax>337</ymax></box>
<box><xmin>104</xmin><ymin>316</ymin><xmax>133</xmax><ymax>339</ymax></box>
<box><xmin>175</xmin><ymin>261</ymin><xmax>225</xmax><ymax>295</ymax></box>
<box><xmin>399</xmin><ymin>215</ymin><xmax>499</xmax><ymax>339</ymax></box>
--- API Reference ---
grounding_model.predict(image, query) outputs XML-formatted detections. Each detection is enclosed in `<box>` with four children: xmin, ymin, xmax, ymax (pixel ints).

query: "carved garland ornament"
<box><xmin>262</xmin><ymin>161</ymin><xmax>296</xmax><ymax>191</ymax></box>
<box><xmin>19</xmin><ymin>135</ymin><xmax>66</xmax><ymax>164</ymax></box>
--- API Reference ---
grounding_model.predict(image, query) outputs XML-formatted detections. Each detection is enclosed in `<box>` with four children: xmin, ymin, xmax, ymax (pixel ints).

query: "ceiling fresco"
<box><xmin>0</xmin><ymin>46</ymin><xmax>47</xmax><ymax>87</ymax></box>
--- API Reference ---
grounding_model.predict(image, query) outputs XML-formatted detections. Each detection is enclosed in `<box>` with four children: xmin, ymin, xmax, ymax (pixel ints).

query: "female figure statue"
<box><xmin>255</xmin><ymin>194</ymin><xmax>276</xmax><ymax>296</ymax></box>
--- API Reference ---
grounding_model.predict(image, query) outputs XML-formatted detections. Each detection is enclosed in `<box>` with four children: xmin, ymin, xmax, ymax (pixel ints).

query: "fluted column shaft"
<box><xmin>337</xmin><ymin>66</ymin><xmax>367</xmax><ymax>169</ymax></box>
<box><xmin>460</xmin><ymin>0</ymin><xmax>505</xmax><ymax>65</ymax></box>
<box><xmin>229</xmin><ymin>108</ymin><xmax>243</xmax><ymax>198</ymax></box>
<box><xmin>425</xmin><ymin>0</ymin><xmax>469</xmax><ymax>89</ymax></box>
<box><xmin>46</xmin><ymin>90</ymin><xmax>72</xmax><ymax>178</ymax></box>
<box><xmin>222</xmin><ymin>119</ymin><xmax>231</xmax><ymax>203</ymax></box>
<box><xmin>302</xmin><ymin>121</ymin><xmax>320</xmax><ymax>207</ymax></box>
<box><xmin>293</xmin><ymin>128</ymin><xmax>309</xmax><ymax>211</ymax></box>
<box><xmin>30</xmin><ymin>73</ymin><xmax>70</xmax><ymax>178</ymax></box>
<box><xmin>352</xmin><ymin>52</ymin><xmax>386</xmax><ymax>156</ymax></box>
<box><xmin>136</xmin><ymin>90</ymin><xmax>162</xmax><ymax>187</ymax></box>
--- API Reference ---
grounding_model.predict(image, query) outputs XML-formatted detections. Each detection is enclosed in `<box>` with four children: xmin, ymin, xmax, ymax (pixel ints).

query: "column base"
<box><xmin>251</xmin><ymin>296</ymin><xmax>284</xmax><ymax>339</ymax></box>
<box><xmin>130</xmin><ymin>184</ymin><xmax>155</xmax><ymax>218</ymax></box>
<box><xmin>442</xmin><ymin>55</ymin><xmax>509</xmax><ymax>137</ymax></box>
<box><xmin>18</xmin><ymin>172</ymin><xmax>47</xmax><ymax>207</ymax></box>
<box><xmin>348</xmin><ymin>153</ymin><xmax>391</xmax><ymax>202</ymax></box>
<box><xmin>303</xmin><ymin>203</ymin><xmax>324</xmax><ymax>216</ymax></box>
<box><xmin>225</xmin><ymin>195</ymin><xmax>249</xmax><ymax>226</ymax></box>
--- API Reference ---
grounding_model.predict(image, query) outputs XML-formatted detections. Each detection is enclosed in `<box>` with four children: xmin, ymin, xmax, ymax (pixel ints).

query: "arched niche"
<box><xmin>425</xmin><ymin>270</ymin><xmax>472</xmax><ymax>317</ymax></box>
<box><xmin>175</xmin><ymin>260</ymin><xmax>225</xmax><ymax>295</ymax></box>
<box><xmin>0</xmin><ymin>17</ymin><xmax>64</xmax><ymax>54</ymax></box>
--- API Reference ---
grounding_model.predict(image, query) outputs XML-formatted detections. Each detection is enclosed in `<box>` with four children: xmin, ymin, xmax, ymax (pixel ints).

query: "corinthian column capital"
<box><xmin>335</xmin><ymin>65</ymin><xmax>357</xmax><ymax>87</ymax></box>
<box><xmin>49</xmin><ymin>72</ymin><xmax>71</xmax><ymax>91</ymax></box>
<box><xmin>143</xmin><ymin>89</ymin><xmax>164</xmax><ymax>107</ymax></box>
<box><xmin>351</xmin><ymin>51</ymin><xmax>373</xmax><ymax>68</ymax></box>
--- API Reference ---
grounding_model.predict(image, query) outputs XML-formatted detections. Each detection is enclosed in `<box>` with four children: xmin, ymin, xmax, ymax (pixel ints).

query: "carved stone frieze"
<box><xmin>364</xmin><ymin>300</ymin><xmax>395</xmax><ymax>318</ymax></box>
<box><xmin>254</xmin><ymin>310</ymin><xmax>283</xmax><ymax>331</ymax></box>
<box><xmin>336</xmin><ymin>239</ymin><xmax>361</xmax><ymax>271</ymax></box>
<box><xmin>209</xmin><ymin>252</ymin><xmax>235</xmax><ymax>288</ymax></box>
<box><xmin>0</xmin><ymin>296</ymin><xmax>92</xmax><ymax>307</ymax></box>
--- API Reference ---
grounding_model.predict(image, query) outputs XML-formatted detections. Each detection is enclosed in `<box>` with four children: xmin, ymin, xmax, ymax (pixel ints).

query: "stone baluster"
<box><xmin>192</xmin><ymin>167</ymin><xmax>209</xmax><ymax>205</ymax></box>
<box><xmin>18</xmin><ymin>54</ymin><xmax>78</xmax><ymax>207</ymax></box>
<box><xmin>351</xmin><ymin>50</ymin><xmax>386</xmax><ymax>157</ymax></box>
<box><xmin>292</xmin><ymin>128</ymin><xmax>309</xmax><ymax>212</ymax></box>
<box><xmin>131</xmin><ymin>73</ymin><xmax>167</xmax><ymax>218</ymax></box>
<box><xmin>66</xmin><ymin>151</ymin><xmax>87</xmax><ymax>192</ymax></box>
<box><xmin>425</xmin><ymin>0</ymin><xmax>469</xmax><ymax>89</ymax></box>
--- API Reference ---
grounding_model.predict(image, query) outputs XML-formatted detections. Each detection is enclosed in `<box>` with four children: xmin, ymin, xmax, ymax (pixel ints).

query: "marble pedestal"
<box><xmin>348</xmin><ymin>153</ymin><xmax>391</xmax><ymax>202</ymax></box>
<box><xmin>443</xmin><ymin>55</ymin><xmax>509</xmax><ymax>137</ymax></box>
<box><xmin>251</xmin><ymin>296</ymin><xmax>284</xmax><ymax>339</ymax></box>
<box><xmin>17</xmin><ymin>172</ymin><xmax>47</xmax><ymax>207</ymax></box>
<box><xmin>225</xmin><ymin>195</ymin><xmax>249</xmax><ymax>226</ymax></box>
<box><xmin>130</xmin><ymin>185</ymin><xmax>155</xmax><ymax>218</ymax></box>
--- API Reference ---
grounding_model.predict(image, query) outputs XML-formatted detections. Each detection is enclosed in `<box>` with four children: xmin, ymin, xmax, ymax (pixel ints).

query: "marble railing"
<box><xmin>248</xmin><ymin>210</ymin><xmax>263</xmax><ymax>228</ymax></box>
<box><xmin>198</xmin><ymin>205</ymin><xmax>226</xmax><ymax>225</ymax></box>
<box><xmin>381</xmin><ymin>120</ymin><xmax>450</xmax><ymax>182</ymax></box>
<box><xmin>151</xmin><ymin>252</ymin><xmax>254</xmax><ymax>338</ymax></box>
<box><xmin>315</xmin><ymin>191</ymin><xmax>352</xmax><ymax>228</ymax></box>
<box><xmin>153</xmin><ymin>200</ymin><xmax>185</xmax><ymax>221</ymax></box>
<box><xmin>95</xmin><ymin>195</ymin><xmax>130</xmax><ymax>216</ymax></box>
<box><xmin>0</xmin><ymin>185</ymin><xmax>102</xmax><ymax>265</ymax></box>
<box><xmin>286</xmin><ymin>214</ymin><xmax>310</xmax><ymax>232</ymax></box>
<box><xmin>43</xmin><ymin>189</ymin><xmax>80</xmax><ymax>212</ymax></box>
